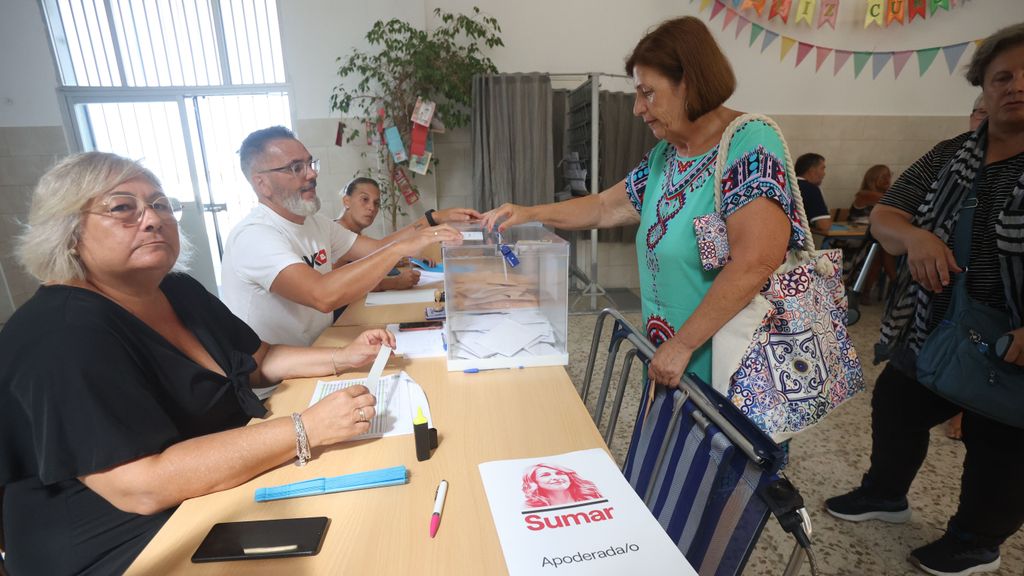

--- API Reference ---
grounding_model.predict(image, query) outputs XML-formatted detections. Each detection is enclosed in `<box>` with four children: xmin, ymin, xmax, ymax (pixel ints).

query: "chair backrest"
<box><xmin>831</xmin><ymin>207</ymin><xmax>850</xmax><ymax>222</ymax></box>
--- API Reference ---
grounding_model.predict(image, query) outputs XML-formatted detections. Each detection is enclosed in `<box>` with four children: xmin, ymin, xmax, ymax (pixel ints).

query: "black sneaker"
<box><xmin>824</xmin><ymin>486</ymin><xmax>911</xmax><ymax>523</ymax></box>
<box><xmin>909</xmin><ymin>533</ymin><xmax>1000</xmax><ymax>576</ymax></box>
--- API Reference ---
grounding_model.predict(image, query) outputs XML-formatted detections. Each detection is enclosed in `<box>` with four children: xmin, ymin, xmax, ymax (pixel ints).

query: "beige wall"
<box><xmin>0</xmin><ymin>126</ymin><xmax>68</xmax><ymax>325</ymax></box>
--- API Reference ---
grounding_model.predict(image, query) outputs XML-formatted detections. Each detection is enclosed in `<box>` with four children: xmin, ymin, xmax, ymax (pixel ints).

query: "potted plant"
<box><xmin>330</xmin><ymin>7</ymin><xmax>503</xmax><ymax>230</ymax></box>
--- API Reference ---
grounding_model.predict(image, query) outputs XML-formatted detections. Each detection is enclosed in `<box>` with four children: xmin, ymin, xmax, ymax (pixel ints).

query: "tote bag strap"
<box><xmin>711</xmin><ymin>113</ymin><xmax>816</xmax><ymax>255</ymax></box>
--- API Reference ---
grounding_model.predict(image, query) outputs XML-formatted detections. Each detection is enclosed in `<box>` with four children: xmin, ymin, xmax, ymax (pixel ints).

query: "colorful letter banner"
<box><xmin>694</xmin><ymin>0</ymin><xmax>979</xmax><ymax>80</ymax></box>
<box><xmin>929</xmin><ymin>0</ymin><xmax>949</xmax><ymax>15</ymax></box>
<box><xmin>768</xmin><ymin>0</ymin><xmax>792</xmax><ymax>22</ymax></box>
<box><xmin>908</xmin><ymin>0</ymin><xmax>927</xmax><ymax>20</ymax></box>
<box><xmin>886</xmin><ymin>0</ymin><xmax>905</xmax><ymax>26</ymax></box>
<box><xmin>818</xmin><ymin>0</ymin><xmax>839</xmax><ymax>29</ymax></box>
<box><xmin>795</xmin><ymin>0</ymin><xmax>814</xmax><ymax>25</ymax></box>
<box><xmin>740</xmin><ymin>0</ymin><xmax>766</xmax><ymax>15</ymax></box>
<box><xmin>865</xmin><ymin>0</ymin><xmax>884</xmax><ymax>27</ymax></box>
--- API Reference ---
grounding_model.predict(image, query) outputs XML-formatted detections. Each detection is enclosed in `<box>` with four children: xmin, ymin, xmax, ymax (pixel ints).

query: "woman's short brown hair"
<box><xmin>966</xmin><ymin>22</ymin><xmax>1024</xmax><ymax>87</ymax></box>
<box><xmin>625</xmin><ymin>16</ymin><xmax>736</xmax><ymax>122</ymax></box>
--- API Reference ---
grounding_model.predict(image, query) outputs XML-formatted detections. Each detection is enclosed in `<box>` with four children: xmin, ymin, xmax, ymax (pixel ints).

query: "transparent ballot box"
<box><xmin>443</xmin><ymin>223</ymin><xmax>569</xmax><ymax>371</ymax></box>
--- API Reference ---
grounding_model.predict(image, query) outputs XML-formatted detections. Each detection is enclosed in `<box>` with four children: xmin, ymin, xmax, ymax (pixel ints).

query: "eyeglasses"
<box><xmin>258</xmin><ymin>158</ymin><xmax>320</xmax><ymax>178</ymax></box>
<box><xmin>86</xmin><ymin>193</ymin><xmax>183</xmax><ymax>224</ymax></box>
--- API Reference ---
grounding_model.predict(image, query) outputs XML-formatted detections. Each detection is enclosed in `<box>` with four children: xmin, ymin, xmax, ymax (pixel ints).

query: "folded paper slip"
<box><xmin>254</xmin><ymin>465</ymin><xmax>408</xmax><ymax>502</ymax></box>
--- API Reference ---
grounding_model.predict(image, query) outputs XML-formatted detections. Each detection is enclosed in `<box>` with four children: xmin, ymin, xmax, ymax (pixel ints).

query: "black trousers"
<box><xmin>862</xmin><ymin>364</ymin><xmax>1024</xmax><ymax>547</ymax></box>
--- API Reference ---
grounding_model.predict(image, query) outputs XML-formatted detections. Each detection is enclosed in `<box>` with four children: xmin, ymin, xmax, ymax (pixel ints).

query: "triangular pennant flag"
<box><xmin>780</xmin><ymin>37</ymin><xmax>797</xmax><ymax>61</ymax></box>
<box><xmin>854</xmin><ymin>51</ymin><xmax>871</xmax><ymax>78</ymax></box>
<box><xmin>908</xmin><ymin>0</ymin><xmax>927</xmax><ymax>20</ymax></box>
<box><xmin>795</xmin><ymin>42</ymin><xmax>814</xmax><ymax>67</ymax></box>
<box><xmin>974</xmin><ymin>39</ymin><xmax>984</xmax><ymax>49</ymax></box>
<box><xmin>865</xmin><ymin>0</ymin><xmax>884</xmax><ymax>27</ymax></box>
<box><xmin>748</xmin><ymin>0</ymin><xmax>768</xmax><ymax>15</ymax></box>
<box><xmin>886</xmin><ymin>0</ymin><xmax>905</xmax><ymax>26</ymax></box>
<box><xmin>723</xmin><ymin>7</ymin><xmax>739</xmax><ymax>30</ymax></box>
<box><xmin>929</xmin><ymin>0</ymin><xmax>949</xmax><ymax>15</ymax></box>
<box><xmin>700</xmin><ymin>0</ymin><xmax>714</xmax><ymax>10</ymax></box>
<box><xmin>761</xmin><ymin>30</ymin><xmax>780</xmax><ymax>53</ymax></box>
<box><xmin>893</xmin><ymin>50</ymin><xmax>914</xmax><ymax>78</ymax></box>
<box><xmin>943</xmin><ymin>42</ymin><xmax>968</xmax><ymax>74</ymax></box>
<box><xmin>711</xmin><ymin>1</ymin><xmax>727</xmax><ymax>20</ymax></box>
<box><xmin>917</xmin><ymin>47</ymin><xmax>940</xmax><ymax>75</ymax></box>
<box><xmin>834</xmin><ymin>50</ymin><xmax>853</xmax><ymax>75</ymax></box>
<box><xmin>818</xmin><ymin>0</ymin><xmax>839</xmax><ymax>29</ymax></box>
<box><xmin>872</xmin><ymin>52</ymin><xmax>892</xmax><ymax>79</ymax></box>
<box><xmin>815</xmin><ymin>46</ymin><xmax>833</xmax><ymax>72</ymax></box>
<box><xmin>735</xmin><ymin>16</ymin><xmax>751</xmax><ymax>39</ymax></box>
<box><xmin>749</xmin><ymin>23</ymin><xmax>765</xmax><ymax>46</ymax></box>
<box><xmin>733</xmin><ymin>0</ymin><xmax>743</xmax><ymax>6</ymax></box>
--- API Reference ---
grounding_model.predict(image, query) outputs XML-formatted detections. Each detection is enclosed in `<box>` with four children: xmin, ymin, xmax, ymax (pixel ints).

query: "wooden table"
<box><xmin>127</xmin><ymin>325</ymin><xmax>606</xmax><ymax>575</ymax></box>
<box><xmin>818</xmin><ymin>222</ymin><xmax>868</xmax><ymax>248</ymax></box>
<box><xmin>334</xmin><ymin>281</ymin><xmax>443</xmax><ymax>326</ymax></box>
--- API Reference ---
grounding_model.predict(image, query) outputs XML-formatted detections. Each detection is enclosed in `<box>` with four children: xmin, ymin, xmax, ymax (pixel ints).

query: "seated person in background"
<box><xmin>0</xmin><ymin>152</ymin><xmax>395</xmax><ymax>576</ymax></box>
<box><xmin>337</xmin><ymin>176</ymin><xmax>480</xmax><ymax>291</ymax></box>
<box><xmin>221</xmin><ymin>126</ymin><xmax>463</xmax><ymax>346</ymax></box>
<box><xmin>794</xmin><ymin>153</ymin><xmax>831</xmax><ymax>233</ymax></box>
<box><xmin>848</xmin><ymin>164</ymin><xmax>893</xmax><ymax>224</ymax></box>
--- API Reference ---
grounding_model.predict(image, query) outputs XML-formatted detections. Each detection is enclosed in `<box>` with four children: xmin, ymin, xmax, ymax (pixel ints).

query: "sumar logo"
<box><xmin>302</xmin><ymin>248</ymin><xmax>328</xmax><ymax>268</ymax></box>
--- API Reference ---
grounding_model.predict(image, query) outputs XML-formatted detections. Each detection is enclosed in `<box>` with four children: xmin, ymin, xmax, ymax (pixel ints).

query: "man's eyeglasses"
<box><xmin>258</xmin><ymin>159</ymin><xmax>320</xmax><ymax>178</ymax></box>
<box><xmin>86</xmin><ymin>193</ymin><xmax>183</xmax><ymax>224</ymax></box>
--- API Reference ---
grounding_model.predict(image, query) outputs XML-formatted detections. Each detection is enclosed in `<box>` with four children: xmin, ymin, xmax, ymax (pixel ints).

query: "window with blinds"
<box><xmin>41</xmin><ymin>0</ymin><xmax>285</xmax><ymax>88</ymax></box>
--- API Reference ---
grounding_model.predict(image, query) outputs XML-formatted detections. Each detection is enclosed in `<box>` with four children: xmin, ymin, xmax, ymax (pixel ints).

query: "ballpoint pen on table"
<box><xmin>430</xmin><ymin>479</ymin><xmax>448</xmax><ymax>538</ymax></box>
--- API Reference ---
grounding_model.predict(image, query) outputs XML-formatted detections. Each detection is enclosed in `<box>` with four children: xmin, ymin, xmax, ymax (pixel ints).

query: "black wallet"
<box><xmin>191</xmin><ymin>516</ymin><xmax>329</xmax><ymax>563</ymax></box>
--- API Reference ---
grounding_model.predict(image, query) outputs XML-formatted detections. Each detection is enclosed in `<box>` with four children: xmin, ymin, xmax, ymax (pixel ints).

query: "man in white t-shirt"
<box><xmin>221</xmin><ymin>126</ymin><xmax>463</xmax><ymax>346</ymax></box>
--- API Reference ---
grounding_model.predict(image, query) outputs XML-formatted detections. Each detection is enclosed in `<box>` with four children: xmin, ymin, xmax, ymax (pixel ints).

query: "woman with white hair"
<box><xmin>0</xmin><ymin>152</ymin><xmax>393</xmax><ymax>575</ymax></box>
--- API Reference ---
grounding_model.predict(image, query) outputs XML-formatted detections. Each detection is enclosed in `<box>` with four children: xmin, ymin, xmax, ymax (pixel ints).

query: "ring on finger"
<box><xmin>358</xmin><ymin>407</ymin><xmax>367</xmax><ymax>422</ymax></box>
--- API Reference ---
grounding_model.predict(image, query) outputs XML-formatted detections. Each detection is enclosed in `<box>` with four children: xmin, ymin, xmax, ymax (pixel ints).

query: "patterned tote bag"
<box><xmin>698</xmin><ymin>114</ymin><xmax>865</xmax><ymax>441</ymax></box>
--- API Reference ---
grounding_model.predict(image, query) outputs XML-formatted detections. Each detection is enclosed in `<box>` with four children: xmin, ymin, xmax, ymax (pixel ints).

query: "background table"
<box><xmin>127</xmin><ymin>325</ymin><xmax>606</xmax><ymax>575</ymax></box>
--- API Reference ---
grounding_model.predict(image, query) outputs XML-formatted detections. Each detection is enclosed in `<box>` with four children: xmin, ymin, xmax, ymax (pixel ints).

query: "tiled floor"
<box><xmin>565</xmin><ymin>301</ymin><xmax>1024</xmax><ymax>575</ymax></box>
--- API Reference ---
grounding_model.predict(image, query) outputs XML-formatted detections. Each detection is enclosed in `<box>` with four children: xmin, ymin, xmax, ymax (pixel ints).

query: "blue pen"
<box><xmin>464</xmin><ymin>366</ymin><xmax>524</xmax><ymax>373</ymax></box>
<box><xmin>441</xmin><ymin>332</ymin><xmax>447</xmax><ymax>351</ymax></box>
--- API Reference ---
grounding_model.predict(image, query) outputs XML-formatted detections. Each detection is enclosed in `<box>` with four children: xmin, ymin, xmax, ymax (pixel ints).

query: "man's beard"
<box><xmin>283</xmin><ymin>189</ymin><xmax>321</xmax><ymax>217</ymax></box>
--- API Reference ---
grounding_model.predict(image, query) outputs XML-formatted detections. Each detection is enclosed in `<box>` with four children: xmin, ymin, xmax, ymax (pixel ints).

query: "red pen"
<box><xmin>429</xmin><ymin>479</ymin><xmax>448</xmax><ymax>538</ymax></box>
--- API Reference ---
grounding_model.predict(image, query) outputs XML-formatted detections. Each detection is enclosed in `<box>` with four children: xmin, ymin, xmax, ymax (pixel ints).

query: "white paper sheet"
<box><xmin>415</xmin><ymin>270</ymin><xmax>446</xmax><ymax>285</ymax></box>
<box><xmin>475</xmin><ymin>318</ymin><xmax>549</xmax><ymax>357</ymax></box>
<box><xmin>461</xmin><ymin>231</ymin><xmax>484</xmax><ymax>241</ymax></box>
<box><xmin>479</xmin><ymin>449</ymin><xmax>694</xmax><ymax>575</ymax></box>
<box><xmin>365</xmin><ymin>344</ymin><xmax>392</xmax><ymax>391</ymax></box>
<box><xmin>308</xmin><ymin>372</ymin><xmax>431</xmax><ymax>439</ymax></box>
<box><xmin>386</xmin><ymin>324</ymin><xmax>446</xmax><ymax>358</ymax></box>
<box><xmin>365</xmin><ymin>288</ymin><xmax>437</xmax><ymax>306</ymax></box>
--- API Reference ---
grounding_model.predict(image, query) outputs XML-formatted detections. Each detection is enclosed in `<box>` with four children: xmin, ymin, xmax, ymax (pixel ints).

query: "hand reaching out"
<box><xmin>480</xmin><ymin>203</ymin><xmax>533</xmax><ymax>233</ymax></box>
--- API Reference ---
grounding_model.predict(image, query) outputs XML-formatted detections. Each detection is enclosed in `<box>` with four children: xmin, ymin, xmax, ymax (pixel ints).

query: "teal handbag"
<box><xmin>916</xmin><ymin>175</ymin><xmax>1024</xmax><ymax>428</ymax></box>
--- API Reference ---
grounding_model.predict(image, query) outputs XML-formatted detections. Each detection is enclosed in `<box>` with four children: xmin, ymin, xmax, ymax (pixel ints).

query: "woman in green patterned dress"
<box><xmin>481</xmin><ymin>16</ymin><xmax>807</xmax><ymax>390</ymax></box>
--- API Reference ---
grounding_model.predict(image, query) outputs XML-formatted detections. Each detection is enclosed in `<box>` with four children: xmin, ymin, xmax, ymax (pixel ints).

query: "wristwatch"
<box><xmin>425</xmin><ymin>209</ymin><xmax>437</xmax><ymax>226</ymax></box>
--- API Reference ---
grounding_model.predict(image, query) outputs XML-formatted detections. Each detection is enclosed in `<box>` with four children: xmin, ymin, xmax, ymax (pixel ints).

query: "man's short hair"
<box><xmin>795</xmin><ymin>153</ymin><xmax>825</xmax><ymax>177</ymax></box>
<box><xmin>239</xmin><ymin>126</ymin><xmax>296</xmax><ymax>181</ymax></box>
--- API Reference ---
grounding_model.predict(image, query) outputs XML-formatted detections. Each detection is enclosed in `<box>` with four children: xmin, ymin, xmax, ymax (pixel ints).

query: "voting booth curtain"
<box><xmin>471</xmin><ymin>73</ymin><xmax>555</xmax><ymax>211</ymax></box>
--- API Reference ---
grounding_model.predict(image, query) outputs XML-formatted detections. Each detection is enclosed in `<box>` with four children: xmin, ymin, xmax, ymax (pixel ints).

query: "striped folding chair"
<box><xmin>582</xmin><ymin>309</ymin><xmax>816</xmax><ymax>576</ymax></box>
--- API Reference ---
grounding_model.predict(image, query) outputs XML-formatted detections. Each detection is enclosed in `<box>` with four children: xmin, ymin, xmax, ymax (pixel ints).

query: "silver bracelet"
<box><xmin>292</xmin><ymin>413</ymin><xmax>311</xmax><ymax>467</ymax></box>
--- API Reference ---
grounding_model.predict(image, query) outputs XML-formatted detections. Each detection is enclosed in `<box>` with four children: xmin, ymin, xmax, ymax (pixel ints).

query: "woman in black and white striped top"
<box><xmin>825</xmin><ymin>22</ymin><xmax>1024</xmax><ymax>576</ymax></box>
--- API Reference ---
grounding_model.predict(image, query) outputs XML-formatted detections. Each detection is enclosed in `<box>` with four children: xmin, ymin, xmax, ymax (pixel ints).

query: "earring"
<box><xmin>70</xmin><ymin>247</ymin><xmax>78</xmax><ymax>256</ymax></box>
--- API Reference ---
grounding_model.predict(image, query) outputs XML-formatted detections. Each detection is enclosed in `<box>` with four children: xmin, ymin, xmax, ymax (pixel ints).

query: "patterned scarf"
<box><xmin>877</xmin><ymin>122</ymin><xmax>1024</xmax><ymax>363</ymax></box>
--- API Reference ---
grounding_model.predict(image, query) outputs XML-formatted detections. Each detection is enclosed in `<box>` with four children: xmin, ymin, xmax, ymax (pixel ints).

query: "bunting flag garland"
<box><xmin>780</xmin><ymin>36</ymin><xmax>797</xmax><ymax>60</ymax></box>
<box><xmin>834</xmin><ymin>50</ymin><xmax>853</xmax><ymax>76</ymax></box>
<box><xmin>872</xmin><ymin>52</ymin><xmax>892</xmax><ymax>78</ymax></box>
<box><xmin>795</xmin><ymin>41</ymin><xmax>814</xmax><ymax>67</ymax></box>
<box><xmin>943</xmin><ymin>42</ymin><xmax>968</xmax><ymax>74</ymax></box>
<box><xmin>893</xmin><ymin>50</ymin><xmax>914</xmax><ymax>78</ymax></box>
<box><xmin>795</xmin><ymin>0</ymin><xmax>815</xmax><ymax>25</ymax></box>
<box><xmin>917</xmin><ymin>47</ymin><xmax>940</xmax><ymax>75</ymax></box>
<box><xmin>818</xmin><ymin>0</ymin><xmax>839</xmax><ymax>29</ymax></box>
<box><xmin>886</xmin><ymin>0</ymin><xmax>905</xmax><ymax>26</ymax></box>
<box><xmin>749</xmin><ymin>22</ymin><xmax>765</xmax><ymax>46</ymax></box>
<box><xmin>815</xmin><ymin>46</ymin><xmax>832</xmax><ymax>71</ymax></box>
<box><xmin>865</xmin><ymin>0</ymin><xmax>884</xmax><ymax>27</ymax></box>
<box><xmin>769</xmin><ymin>0</ymin><xmax>792</xmax><ymax>23</ymax></box>
<box><xmin>692</xmin><ymin>0</ymin><xmax>979</xmax><ymax>80</ymax></box>
<box><xmin>736</xmin><ymin>15</ymin><xmax>752</xmax><ymax>38</ymax></box>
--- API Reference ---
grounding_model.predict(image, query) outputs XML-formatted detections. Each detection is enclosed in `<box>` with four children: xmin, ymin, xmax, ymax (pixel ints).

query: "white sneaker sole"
<box><xmin>910</xmin><ymin>555</ymin><xmax>1000</xmax><ymax>576</ymax></box>
<box><xmin>825</xmin><ymin>506</ymin><xmax>911</xmax><ymax>523</ymax></box>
